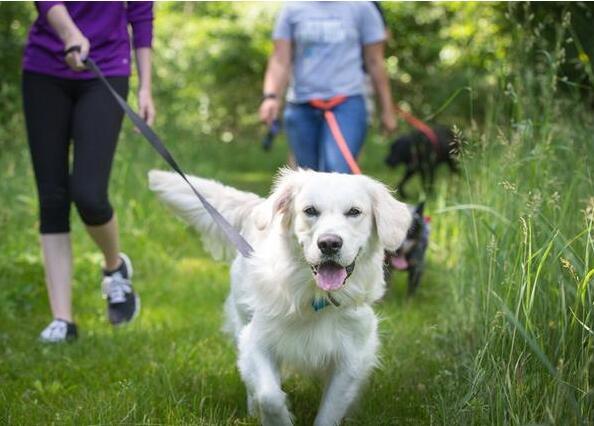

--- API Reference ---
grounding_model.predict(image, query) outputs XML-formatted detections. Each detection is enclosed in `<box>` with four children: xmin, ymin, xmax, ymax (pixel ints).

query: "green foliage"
<box><xmin>0</xmin><ymin>2</ymin><xmax>34</xmax><ymax>145</ymax></box>
<box><xmin>509</xmin><ymin>2</ymin><xmax>594</xmax><ymax>99</ymax></box>
<box><xmin>381</xmin><ymin>2</ymin><xmax>511</xmax><ymax>121</ymax></box>
<box><xmin>151</xmin><ymin>3</ymin><xmax>276</xmax><ymax>142</ymax></box>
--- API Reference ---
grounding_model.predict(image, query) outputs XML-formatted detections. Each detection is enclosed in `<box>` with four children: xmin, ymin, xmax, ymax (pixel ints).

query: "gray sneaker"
<box><xmin>102</xmin><ymin>253</ymin><xmax>140</xmax><ymax>325</ymax></box>
<box><xmin>39</xmin><ymin>319</ymin><xmax>78</xmax><ymax>343</ymax></box>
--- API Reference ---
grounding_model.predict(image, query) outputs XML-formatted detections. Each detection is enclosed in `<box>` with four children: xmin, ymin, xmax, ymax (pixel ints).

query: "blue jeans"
<box><xmin>284</xmin><ymin>95</ymin><xmax>367</xmax><ymax>173</ymax></box>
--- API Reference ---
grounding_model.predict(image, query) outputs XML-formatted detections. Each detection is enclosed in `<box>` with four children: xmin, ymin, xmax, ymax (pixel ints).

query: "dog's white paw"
<box><xmin>257</xmin><ymin>391</ymin><xmax>293</xmax><ymax>426</ymax></box>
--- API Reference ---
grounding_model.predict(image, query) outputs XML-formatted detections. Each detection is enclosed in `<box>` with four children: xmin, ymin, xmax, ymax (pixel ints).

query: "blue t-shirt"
<box><xmin>273</xmin><ymin>2</ymin><xmax>385</xmax><ymax>103</ymax></box>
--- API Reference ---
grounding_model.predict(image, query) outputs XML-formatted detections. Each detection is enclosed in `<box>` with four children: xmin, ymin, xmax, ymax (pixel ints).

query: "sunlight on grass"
<box><xmin>177</xmin><ymin>256</ymin><xmax>226</xmax><ymax>275</ymax></box>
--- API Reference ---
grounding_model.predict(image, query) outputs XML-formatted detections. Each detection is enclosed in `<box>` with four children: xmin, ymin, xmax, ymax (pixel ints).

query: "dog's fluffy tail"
<box><xmin>148</xmin><ymin>170</ymin><xmax>263</xmax><ymax>262</ymax></box>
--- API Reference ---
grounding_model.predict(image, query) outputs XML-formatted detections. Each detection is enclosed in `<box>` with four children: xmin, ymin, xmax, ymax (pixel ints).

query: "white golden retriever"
<box><xmin>148</xmin><ymin>168</ymin><xmax>411</xmax><ymax>426</ymax></box>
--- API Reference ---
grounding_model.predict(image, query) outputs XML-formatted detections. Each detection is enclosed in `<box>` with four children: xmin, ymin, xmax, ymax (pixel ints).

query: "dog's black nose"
<box><xmin>317</xmin><ymin>234</ymin><xmax>343</xmax><ymax>254</ymax></box>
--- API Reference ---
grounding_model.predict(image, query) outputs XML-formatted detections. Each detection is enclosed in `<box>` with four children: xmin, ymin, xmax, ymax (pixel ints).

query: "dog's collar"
<box><xmin>345</xmin><ymin>261</ymin><xmax>355</xmax><ymax>277</ymax></box>
<box><xmin>311</xmin><ymin>293</ymin><xmax>341</xmax><ymax>311</ymax></box>
<box><xmin>312</xmin><ymin>298</ymin><xmax>330</xmax><ymax>312</ymax></box>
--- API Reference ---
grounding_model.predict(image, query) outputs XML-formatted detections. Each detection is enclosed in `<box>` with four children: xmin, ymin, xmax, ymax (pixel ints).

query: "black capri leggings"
<box><xmin>22</xmin><ymin>71</ymin><xmax>129</xmax><ymax>234</ymax></box>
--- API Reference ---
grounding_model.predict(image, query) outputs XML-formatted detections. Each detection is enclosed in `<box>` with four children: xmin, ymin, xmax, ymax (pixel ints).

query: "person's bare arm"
<box><xmin>259</xmin><ymin>39</ymin><xmax>292</xmax><ymax>126</ymax></box>
<box><xmin>134</xmin><ymin>47</ymin><xmax>155</xmax><ymax>127</ymax></box>
<box><xmin>46</xmin><ymin>4</ymin><xmax>89</xmax><ymax>71</ymax></box>
<box><xmin>364</xmin><ymin>41</ymin><xmax>397</xmax><ymax>134</ymax></box>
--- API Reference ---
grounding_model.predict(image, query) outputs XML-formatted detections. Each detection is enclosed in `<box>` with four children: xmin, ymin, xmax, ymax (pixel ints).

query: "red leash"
<box><xmin>393</xmin><ymin>105</ymin><xmax>439</xmax><ymax>150</ymax></box>
<box><xmin>309</xmin><ymin>95</ymin><xmax>438</xmax><ymax>175</ymax></box>
<box><xmin>309</xmin><ymin>96</ymin><xmax>362</xmax><ymax>175</ymax></box>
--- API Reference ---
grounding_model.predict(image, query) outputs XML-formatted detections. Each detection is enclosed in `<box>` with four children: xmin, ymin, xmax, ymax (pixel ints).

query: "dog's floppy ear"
<box><xmin>416</xmin><ymin>201</ymin><xmax>425</xmax><ymax>216</ymax></box>
<box><xmin>255</xmin><ymin>167</ymin><xmax>304</xmax><ymax>230</ymax></box>
<box><xmin>369</xmin><ymin>179</ymin><xmax>412</xmax><ymax>251</ymax></box>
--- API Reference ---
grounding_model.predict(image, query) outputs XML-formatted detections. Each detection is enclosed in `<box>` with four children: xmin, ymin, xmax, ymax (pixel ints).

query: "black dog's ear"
<box><xmin>415</xmin><ymin>201</ymin><xmax>425</xmax><ymax>216</ymax></box>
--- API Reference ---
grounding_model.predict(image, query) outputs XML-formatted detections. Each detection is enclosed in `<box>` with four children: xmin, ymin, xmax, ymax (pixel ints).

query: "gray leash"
<box><xmin>71</xmin><ymin>49</ymin><xmax>254</xmax><ymax>257</ymax></box>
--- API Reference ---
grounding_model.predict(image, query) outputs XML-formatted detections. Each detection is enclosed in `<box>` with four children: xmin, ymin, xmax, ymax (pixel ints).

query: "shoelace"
<box><xmin>41</xmin><ymin>320</ymin><xmax>67</xmax><ymax>341</ymax></box>
<box><xmin>102</xmin><ymin>272</ymin><xmax>131</xmax><ymax>304</ymax></box>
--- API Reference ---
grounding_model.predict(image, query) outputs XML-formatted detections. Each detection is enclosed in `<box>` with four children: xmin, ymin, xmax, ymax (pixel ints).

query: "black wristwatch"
<box><xmin>262</xmin><ymin>93</ymin><xmax>278</xmax><ymax>101</ymax></box>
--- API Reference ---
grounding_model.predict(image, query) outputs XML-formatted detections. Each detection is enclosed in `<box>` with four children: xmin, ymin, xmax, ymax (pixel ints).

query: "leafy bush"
<box><xmin>0</xmin><ymin>3</ymin><xmax>34</xmax><ymax>147</ymax></box>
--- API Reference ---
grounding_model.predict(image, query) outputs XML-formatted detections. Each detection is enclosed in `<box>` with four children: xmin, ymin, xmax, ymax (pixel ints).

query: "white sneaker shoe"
<box><xmin>39</xmin><ymin>319</ymin><xmax>78</xmax><ymax>343</ymax></box>
<box><xmin>102</xmin><ymin>253</ymin><xmax>140</xmax><ymax>325</ymax></box>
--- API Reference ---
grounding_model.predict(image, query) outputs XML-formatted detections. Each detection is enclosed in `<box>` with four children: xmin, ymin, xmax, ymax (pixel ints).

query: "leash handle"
<box><xmin>262</xmin><ymin>119</ymin><xmax>280</xmax><ymax>152</ymax></box>
<box><xmin>84</xmin><ymin>57</ymin><xmax>254</xmax><ymax>258</ymax></box>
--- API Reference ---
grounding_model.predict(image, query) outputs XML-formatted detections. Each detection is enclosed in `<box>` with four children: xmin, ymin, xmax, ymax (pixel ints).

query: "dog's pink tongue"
<box><xmin>315</xmin><ymin>263</ymin><xmax>347</xmax><ymax>291</ymax></box>
<box><xmin>391</xmin><ymin>255</ymin><xmax>408</xmax><ymax>270</ymax></box>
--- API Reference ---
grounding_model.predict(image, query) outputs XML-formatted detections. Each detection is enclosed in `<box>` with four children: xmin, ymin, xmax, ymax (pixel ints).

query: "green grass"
<box><xmin>0</xmin><ymin>123</ymin><xmax>464</xmax><ymax>424</ymax></box>
<box><xmin>447</xmin><ymin>105</ymin><xmax>594</xmax><ymax>424</ymax></box>
<box><xmin>2</xmin><ymin>43</ymin><xmax>594</xmax><ymax>424</ymax></box>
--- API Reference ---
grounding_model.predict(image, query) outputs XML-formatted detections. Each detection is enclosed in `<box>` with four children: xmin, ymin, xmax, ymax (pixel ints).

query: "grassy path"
<box><xmin>0</xmin><ymin>128</ymin><xmax>464</xmax><ymax>424</ymax></box>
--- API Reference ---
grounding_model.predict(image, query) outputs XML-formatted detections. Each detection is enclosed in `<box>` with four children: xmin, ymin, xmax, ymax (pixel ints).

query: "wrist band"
<box><xmin>262</xmin><ymin>93</ymin><xmax>278</xmax><ymax>101</ymax></box>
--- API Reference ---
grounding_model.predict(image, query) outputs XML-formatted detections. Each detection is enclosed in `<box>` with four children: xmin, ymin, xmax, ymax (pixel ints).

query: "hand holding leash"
<box><xmin>262</xmin><ymin>119</ymin><xmax>280</xmax><ymax>151</ymax></box>
<box><xmin>259</xmin><ymin>96</ymin><xmax>280</xmax><ymax>127</ymax></box>
<box><xmin>69</xmin><ymin>45</ymin><xmax>156</xmax><ymax>131</ymax></box>
<box><xmin>381</xmin><ymin>109</ymin><xmax>397</xmax><ymax>135</ymax></box>
<box><xmin>64</xmin><ymin>39</ymin><xmax>89</xmax><ymax>71</ymax></box>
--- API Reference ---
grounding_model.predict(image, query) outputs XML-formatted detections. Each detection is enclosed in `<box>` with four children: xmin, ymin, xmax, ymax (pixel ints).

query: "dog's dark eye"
<box><xmin>345</xmin><ymin>207</ymin><xmax>362</xmax><ymax>217</ymax></box>
<box><xmin>304</xmin><ymin>206</ymin><xmax>319</xmax><ymax>217</ymax></box>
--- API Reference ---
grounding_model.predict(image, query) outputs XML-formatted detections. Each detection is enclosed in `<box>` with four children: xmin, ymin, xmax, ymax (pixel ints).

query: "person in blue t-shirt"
<box><xmin>259</xmin><ymin>2</ymin><xmax>396</xmax><ymax>173</ymax></box>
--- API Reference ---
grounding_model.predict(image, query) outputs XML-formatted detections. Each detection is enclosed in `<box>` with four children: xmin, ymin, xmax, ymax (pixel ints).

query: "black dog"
<box><xmin>385</xmin><ymin>125</ymin><xmax>457</xmax><ymax>199</ymax></box>
<box><xmin>385</xmin><ymin>202</ymin><xmax>429</xmax><ymax>295</ymax></box>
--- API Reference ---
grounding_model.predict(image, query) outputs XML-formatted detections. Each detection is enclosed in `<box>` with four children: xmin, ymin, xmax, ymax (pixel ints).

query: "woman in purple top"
<box><xmin>22</xmin><ymin>2</ymin><xmax>155</xmax><ymax>342</ymax></box>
